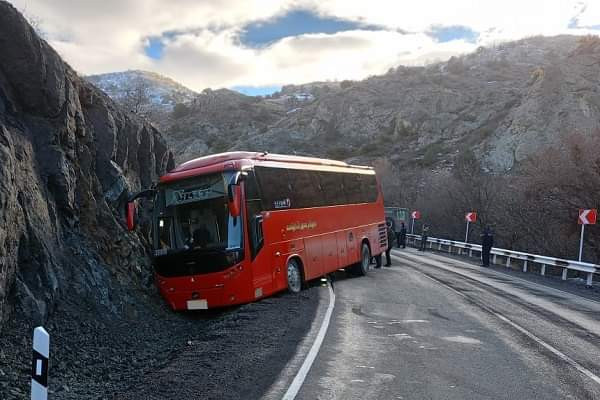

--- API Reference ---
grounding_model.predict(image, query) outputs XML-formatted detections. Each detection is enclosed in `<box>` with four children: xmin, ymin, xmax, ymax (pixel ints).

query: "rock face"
<box><xmin>0</xmin><ymin>1</ymin><xmax>174</xmax><ymax>327</ymax></box>
<box><xmin>138</xmin><ymin>35</ymin><xmax>600</xmax><ymax>171</ymax></box>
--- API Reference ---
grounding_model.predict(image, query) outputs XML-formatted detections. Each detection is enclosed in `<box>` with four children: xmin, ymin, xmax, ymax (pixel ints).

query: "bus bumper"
<box><xmin>155</xmin><ymin>268</ymin><xmax>247</xmax><ymax>310</ymax></box>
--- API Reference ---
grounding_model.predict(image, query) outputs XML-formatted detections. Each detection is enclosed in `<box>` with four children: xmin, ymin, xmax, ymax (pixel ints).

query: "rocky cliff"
<box><xmin>0</xmin><ymin>1</ymin><xmax>174</xmax><ymax>327</ymax></box>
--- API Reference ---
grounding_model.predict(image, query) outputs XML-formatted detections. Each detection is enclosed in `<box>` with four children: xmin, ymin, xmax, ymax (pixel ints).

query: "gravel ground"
<box><xmin>0</xmin><ymin>286</ymin><xmax>319</xmax><ymax>399</ymax></box>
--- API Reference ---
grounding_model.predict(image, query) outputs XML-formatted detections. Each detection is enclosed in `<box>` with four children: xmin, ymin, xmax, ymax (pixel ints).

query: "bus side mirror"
<box><xmin>227</xmin><ymin>184</ymin><xmax>241</xmax><ymax>218</ymax></box>
<box><xmin>125</xmin><ymin>188</ymin><xmax>156</xmax><ymax>231</ymax></box>
<box><xmin>126</xmin><ymin>201</ymin><xmax>137</xmax><ymax>231</ymax></box>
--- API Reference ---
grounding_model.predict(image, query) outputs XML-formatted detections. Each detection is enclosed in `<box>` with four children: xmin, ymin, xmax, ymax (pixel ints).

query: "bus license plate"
<box><xmin>186</xmin><ymin>300</ymin><xmax>208</xmax><ymax>310</ymax></box>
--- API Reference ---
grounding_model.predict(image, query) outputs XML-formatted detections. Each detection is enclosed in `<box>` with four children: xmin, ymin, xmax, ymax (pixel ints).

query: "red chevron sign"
<box><xmin>578</xmin><ymin>209</ymin><xmax>597</xmax><ymax>225</ymax></box>
<box><xmin>465</xmin><ymin>212</ymin><xmax>477</xmax><ymax>223</ymax></box>
<box><xmin>411</xmin><ymin>210</ymin><xmax>421</xmax><ymax>220</ymax></box>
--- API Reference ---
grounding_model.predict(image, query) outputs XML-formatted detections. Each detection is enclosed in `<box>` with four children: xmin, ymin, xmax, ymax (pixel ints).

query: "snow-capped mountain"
<box><xmin>86</xmin><ymin>70</ymin><xmax>197</xmax><ymax>113</ymax></box>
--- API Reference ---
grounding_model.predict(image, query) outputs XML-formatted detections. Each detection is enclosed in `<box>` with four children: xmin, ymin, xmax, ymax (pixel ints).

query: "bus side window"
<box><xmin>250</xmin><ymin>215</ymin><xmax>264</xmax><ymax>258</ymax></box>
<box><xmin>245</xmin><ymin>170</ymin><xmax>264</xmax><ymax>259</ymax></box>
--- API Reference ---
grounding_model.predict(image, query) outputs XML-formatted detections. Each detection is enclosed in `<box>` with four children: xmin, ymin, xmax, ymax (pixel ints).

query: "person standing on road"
<box><xmin>385</xmin><ymin>221</ymin><xmax>395</xmax><ymax>266</ymax></box>
<box><xmin>481</xmin><ymin>226</ymin><xmax>494</xmax><ymax>267</ymax></box>
<box><xmin>398</xmin><ymin>222</ymin><xmax>407</xmax><ymax>248</ymax></box>
<box><xmin>419</xmin><ymin>225</ymin><xmax>429</xmax><ymax>252</ymax></box>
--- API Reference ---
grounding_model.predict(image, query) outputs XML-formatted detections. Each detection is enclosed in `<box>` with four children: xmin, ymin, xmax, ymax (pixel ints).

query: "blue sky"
<box><xmin>145</xmin><ymin>37</ymin><xmax>164</xmax><ymax>59</ymax></box>
<box><xmin>232</xmin><ymin>85</ymin><xmax>282</xmax><ymax>96</ymax></box>
<box><xmin>429</xmin><ymin>25</ymin><xmax>479</xmax><ymax>43</ymax></box>
<box><xmin>239</xmin><ymin>10</ymin><xmax>381</xmax><ymax>47</ymax></box>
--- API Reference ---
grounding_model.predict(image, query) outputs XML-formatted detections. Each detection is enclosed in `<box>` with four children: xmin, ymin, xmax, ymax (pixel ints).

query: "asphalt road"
<box><xmin>295</xmin><ymin>248</ymin><xmax>600</xmax><ymax>400</ymax></box>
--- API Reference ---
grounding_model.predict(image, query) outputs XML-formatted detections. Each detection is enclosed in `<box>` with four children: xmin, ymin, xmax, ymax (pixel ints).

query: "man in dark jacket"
<box><xmin>398</xmin><ymin>222</ymin><xmax>407</xmax><ymax>248</ymax></box>
<box><xmin>481</xmin><ymin>226</ymin><xmax>494</xmax><ymax>267</ymax></box>
<box><xmin>419</xmin><ymin>225</ymin><xmax>429</xmax><ymax>252</ymax></box>
<box><xmin>385</xmin><ymin>221</ymin><xmax>395</xmax><ymax>266</ymax></box>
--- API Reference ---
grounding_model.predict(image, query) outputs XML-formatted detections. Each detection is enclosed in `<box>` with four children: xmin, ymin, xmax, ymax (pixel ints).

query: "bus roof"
<box><xmin>160</xmin><ymin>151</ymin><xmax>373</xmax><ymax>183</ymax></box>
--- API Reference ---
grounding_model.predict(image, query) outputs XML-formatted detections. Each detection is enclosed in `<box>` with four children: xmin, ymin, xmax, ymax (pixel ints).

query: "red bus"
<box><xmin>127</xmin><ymin>152</ymin><xmax>387</xmax><ymax>310</ymax></box>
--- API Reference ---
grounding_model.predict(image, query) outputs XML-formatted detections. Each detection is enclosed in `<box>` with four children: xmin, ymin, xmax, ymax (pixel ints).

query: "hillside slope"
<box><xmin>164</xmin><ymin>88</ymin><xmax>287</xmax><ymax>161</ymax></box>
<box><xmin>237</xmin><ymin>35</ymin><xmax>600</xmax><ymax>170</ymax></box>
<box><xmin>143</xmin><ymin>35</ymin><xmax>600</xmax><ymax>171</ymax></box>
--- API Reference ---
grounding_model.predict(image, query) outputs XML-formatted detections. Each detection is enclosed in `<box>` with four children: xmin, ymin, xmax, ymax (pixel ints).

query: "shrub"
<box><xmin>172</xmin><ymin>103</ymin><xmax>190</xmax><ymax>119</ymax></box>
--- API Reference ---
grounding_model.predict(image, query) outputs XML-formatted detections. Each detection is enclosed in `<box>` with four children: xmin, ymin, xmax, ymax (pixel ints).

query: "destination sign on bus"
<box><xmin>165</xmin><ymin>184</ymin><xmax>222</xmax><ymax>207</ymax></box>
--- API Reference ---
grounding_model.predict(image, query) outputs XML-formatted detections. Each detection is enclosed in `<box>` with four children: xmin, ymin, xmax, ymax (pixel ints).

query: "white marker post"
<box><xmin>579</xmin><ymin>223</ymin><xmax>585</xmax><ymax>262</ymax></box>
<box><xmin>465</xmin><ymin>220</ymin><xmax>470</xmax><ymax>243</ymax></box>
<box><xmin>410</xmin><ymin>211</ymin><xmax>420</xmax><ymax>235</ymax></box>
<box><xmin>31</xmin><ymin>327</ymin><xmax>49</xmax><ymax>400</ymax></box>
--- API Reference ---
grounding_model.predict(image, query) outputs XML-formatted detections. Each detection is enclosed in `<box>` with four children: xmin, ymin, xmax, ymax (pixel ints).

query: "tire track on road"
<box><xmin>392</xmin><ymin>253</ymin><xmax>600</xmax><ymax>391</ymax></box>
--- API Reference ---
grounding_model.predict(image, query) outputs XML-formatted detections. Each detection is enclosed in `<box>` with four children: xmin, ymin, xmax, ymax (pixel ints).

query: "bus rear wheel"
<box><xmin>287</xmin><ymin>259</ymin><xmax>303</xmax><ymax>294</ymax></box>
<box><xmin>351</xmin><ymin>243</ymin><xmax>370</xmax><ymax>276</ymax></box>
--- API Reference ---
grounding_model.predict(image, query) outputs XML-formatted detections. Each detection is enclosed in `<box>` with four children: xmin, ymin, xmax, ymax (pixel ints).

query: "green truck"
<box><xmin>384</xmin><ymin>207</ymin><xmax>409</xmax><ymax>234</ymax></box>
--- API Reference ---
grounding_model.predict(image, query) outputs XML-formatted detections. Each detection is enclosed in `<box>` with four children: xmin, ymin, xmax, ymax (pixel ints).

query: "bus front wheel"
<box><xmin>287</xmin><ymin>259</ymin><xmax>303</xmax><ymax>294</ymax></box>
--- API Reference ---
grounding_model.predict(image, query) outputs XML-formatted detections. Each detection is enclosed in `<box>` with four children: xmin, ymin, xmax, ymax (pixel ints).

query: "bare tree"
<box><xmin>406</xmin><ymin>133</ymin><xmax>600</xmax><ymax>263</ymax></box>
<box><xmin>123</xmin><ymin>78</ymin><xmax>151</xmax><ymax>116</ymax></box>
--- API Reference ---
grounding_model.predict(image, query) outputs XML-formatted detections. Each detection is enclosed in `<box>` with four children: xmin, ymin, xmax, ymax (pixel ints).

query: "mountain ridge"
<box><xmin>96</xmin><ymin>35</ymin><xmax>600</xmax><ymax>175</ymax></box>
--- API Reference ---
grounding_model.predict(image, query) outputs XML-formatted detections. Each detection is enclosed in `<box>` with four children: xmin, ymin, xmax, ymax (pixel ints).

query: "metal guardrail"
<box><xmin>405</xmin><ymin>234</ymin><xmax>598</xmax><ymax>287</ymax></box>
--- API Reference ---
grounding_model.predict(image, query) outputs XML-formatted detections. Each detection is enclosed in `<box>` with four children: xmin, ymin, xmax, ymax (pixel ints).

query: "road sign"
<box><xmin>578</xmin><ymin>209</ymin><xmax>597</xmax><ymax>225</ymax></box>
<box><xmin>410</xmin><ymin>211</ymin><xmax>420</xmax><ymax>234</ymax></box>
<box><xmin>464</xmin><ymin>212</ymin><xmax>476</xmax><ymax>243</ymax></box>
<box><xmin>465</xmin><ymin>212</ymin><xmax>477</xmax><ymax>223</ymax></box>
<box><xmin>578</xmin><ymin>209</ymin><xmax>596</xmax><ymax>262</ymax></box>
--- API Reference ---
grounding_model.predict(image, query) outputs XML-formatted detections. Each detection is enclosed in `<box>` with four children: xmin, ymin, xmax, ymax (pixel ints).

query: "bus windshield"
<box><xmin>153</xmin><ymin>172</ymin><xmax>242</xmax><ymax>254</ymax></box>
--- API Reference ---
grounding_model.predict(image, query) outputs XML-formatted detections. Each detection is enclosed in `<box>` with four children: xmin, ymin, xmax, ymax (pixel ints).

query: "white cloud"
<box><xmin>9</xmin><ymin>0</ymin><xmax>600</xmax><ymax>91</ymax></box>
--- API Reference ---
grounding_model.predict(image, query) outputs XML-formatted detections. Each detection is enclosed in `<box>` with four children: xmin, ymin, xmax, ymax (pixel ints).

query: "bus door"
<box><xmin>245</xmin><ymin>172</ymin><xmax>272</xmax><ymax>299</ymax></box>
<box><xmin>248</xmin><ymin>213</ymin><xmax>272</xmax><ymax>298</ymax></box>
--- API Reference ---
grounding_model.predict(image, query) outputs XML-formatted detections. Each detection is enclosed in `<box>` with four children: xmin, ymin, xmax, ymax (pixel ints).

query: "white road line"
<box><xmin>397</xmin><ymin>255</ymin><xmax>600</xmax><ymax>387</ymax></box>
<box><xmin>282</xmin><ymin>283</ymin><xmax>336</xmax><ymax>400</ymax></box>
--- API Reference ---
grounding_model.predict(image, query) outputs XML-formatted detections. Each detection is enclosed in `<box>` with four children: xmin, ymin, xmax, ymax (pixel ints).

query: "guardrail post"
<box><xmin>448</xmin><ymin>244</ymin><xmax>452</xmax><ymax>253</ymax></box>
<box><xmin>561</xmin><ymin>268</ymin><xmax>568</xmax><ymax>281</ymax></box>
<box><xmin>469</xmin><ymin>249</ymin><xmax>473</xmax><ymax>257</ymax></box>
<box><xmin>438</xmin><ymin>242</ymin><xmax>442</xmax><ymax>251</ymax></box>
<box><xmin>523</xmin><ymin>260</ymin><xmax>528</xmax><ymax>273</ymax></box>
<box><xmin>493</xmin><ymin>254</ymin><xmax>497</xmax><ymax>264</ymax></box>
<box><xmin>586</xmin><ymin>272</ymin><xmax>593</xmax><ymax>287</ymax></box>
<box><xmin>32</xmin><ymin>326</ymin><xmax>49</xmax><ymax>400</ymax></box>
<box><xmin>506</xmin><ymin>257</ymin><xmax>511</xmax><ymax>268</ymax></box>
<box><xmin>541</xmin><ymin>264</ymin><xmax>546</xmax><ymax>276</ymax></box>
